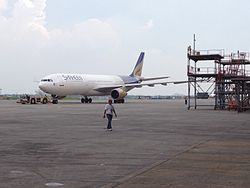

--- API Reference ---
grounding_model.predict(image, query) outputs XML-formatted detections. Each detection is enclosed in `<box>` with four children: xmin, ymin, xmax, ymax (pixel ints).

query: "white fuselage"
<box><xmin>39</xmin><ymin>73</ymin><xmax>125</xmax><ymax>96</ymax></box>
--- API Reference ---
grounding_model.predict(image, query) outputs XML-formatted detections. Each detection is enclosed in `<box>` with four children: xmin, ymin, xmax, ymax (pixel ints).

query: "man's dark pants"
<box><xmin>106</xmin><ymin>114</ymin><xmax>113</xmax><ymax>129</ymax></box>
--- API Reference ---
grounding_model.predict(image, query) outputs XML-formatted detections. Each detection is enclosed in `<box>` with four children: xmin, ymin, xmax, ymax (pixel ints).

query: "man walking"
<box><xmin>103</xmin><ymin>99</ymin><xmax>117</xmax><ymax>131</ymax></box>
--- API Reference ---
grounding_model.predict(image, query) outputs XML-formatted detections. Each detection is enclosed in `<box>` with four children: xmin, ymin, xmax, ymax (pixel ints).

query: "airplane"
<box><xmin>38</xmin><ymin>52</ymin><xmax>177</xmax><ymax>104</ymax></box>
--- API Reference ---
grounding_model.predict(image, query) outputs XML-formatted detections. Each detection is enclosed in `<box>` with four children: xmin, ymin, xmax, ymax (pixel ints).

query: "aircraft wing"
<box><xmin>94</xmin><ymin>85</ymin><xmax>123</xmax><ymax>93</ymax></box>
<box><xmin>94</xmin><ymin>80</ymin><xmax>187</xmax><ymax>93</ymax></box>
<box><xmin>124</xmin><ymin>80</ymin><xmax>188</xmax><ymax>88</ymax></box>
<box><xmin>139</xmin><ymin>76</ymin><xmax>169</xmax><ymax>81</ymax></box>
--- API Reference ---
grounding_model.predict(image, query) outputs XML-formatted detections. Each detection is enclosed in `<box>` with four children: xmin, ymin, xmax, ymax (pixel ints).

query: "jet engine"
<box><xmin>111</xmin><ymin>88</ymin><xmax>127</xmax><ymax>100</ymax></box>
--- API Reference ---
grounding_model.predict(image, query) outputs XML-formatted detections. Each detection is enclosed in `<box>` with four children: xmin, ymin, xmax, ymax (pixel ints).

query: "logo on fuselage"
<box><xmin>62</xmin><ymin>75</ymin><xmax>83</xmax><ymax>81</ymax></box>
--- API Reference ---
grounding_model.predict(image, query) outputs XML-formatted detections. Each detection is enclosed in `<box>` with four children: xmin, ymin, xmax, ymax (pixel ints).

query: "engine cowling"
<box><xmin>111</xmin><ymin>88</ymin><xmax>127</xmax><ymax>100</ymax></box>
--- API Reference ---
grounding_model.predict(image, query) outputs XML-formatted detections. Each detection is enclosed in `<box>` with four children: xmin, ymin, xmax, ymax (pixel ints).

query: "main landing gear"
<box><xmin>114</xmin><ymin>99</ymin><xmax>125</xmax><ymax>103</ymax></box>
<box><xmin>81</xmin><ymin>97</ymin><xmax>92</xmax><ymax>103</ymax></box>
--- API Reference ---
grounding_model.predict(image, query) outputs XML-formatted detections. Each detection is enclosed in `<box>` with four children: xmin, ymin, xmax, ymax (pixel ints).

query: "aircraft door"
<box><xmin>57</xmin><ymin>75</ymin><xmax>65</xmax><ymax>88</ymax></box>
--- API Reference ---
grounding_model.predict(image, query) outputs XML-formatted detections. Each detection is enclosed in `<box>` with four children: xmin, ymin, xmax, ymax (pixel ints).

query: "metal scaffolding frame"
<box><xmin>187</xmin><ymin>47</ymin><xmax>250</xmax><ymax>112</ymax></box>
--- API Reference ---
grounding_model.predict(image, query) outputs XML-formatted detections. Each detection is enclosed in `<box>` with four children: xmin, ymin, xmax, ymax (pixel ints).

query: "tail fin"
<box><xmin>130</xmin><ymin>52</ymin><xmax>145</xmax><ymax>77</ymax></box>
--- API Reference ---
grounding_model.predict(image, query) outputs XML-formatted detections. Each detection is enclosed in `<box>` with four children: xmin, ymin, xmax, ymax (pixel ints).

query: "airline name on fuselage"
<box><xmin>62</xmin><ymin>74</ymin><xmax>83</xmax><ymax>81</ymax></box>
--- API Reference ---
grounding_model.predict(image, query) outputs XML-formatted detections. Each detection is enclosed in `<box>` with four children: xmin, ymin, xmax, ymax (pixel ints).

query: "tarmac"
<box><xmin>0</xmin><ymin>99</ymin><xmax>250</xmax><ymax>188</ymax></box>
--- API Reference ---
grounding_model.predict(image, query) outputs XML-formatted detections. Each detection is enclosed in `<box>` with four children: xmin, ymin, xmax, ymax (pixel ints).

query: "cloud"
<box><xmin>0</xmin><ymin>0</ymin><xmax>49</xmax><ymax>51</ymax></box>
<box><xmin>12</xmin><ymin>0</ymin><xmax>46</xmax><ymax>24</ymax></box>
<box><xmin>0</xmin><ymin>0</ymin><xmax>7</xmax><ymax>11</ymax></box>
<box><xmin>22</xmin><ymin>0</ymin><xmax>34</xmax><ymax>8</ymax></box>
<box><xmin>143</xmin><ymin>19</ymin><xmax>154</xmax><ymax>30</ymax></box>
<box><xmin>0</xmin><ymin>0</ymin><xmax>121</xmax><ymax>93</ymax></box>
<box><xmin>1</xmin><ymin>0</ymin><xmax>119</xmax><ymax>51</ymax></box>
<box><xmin>72</xmin><ymin>18</ymin><xmax>120</xmax><ymax>49</ymax></box>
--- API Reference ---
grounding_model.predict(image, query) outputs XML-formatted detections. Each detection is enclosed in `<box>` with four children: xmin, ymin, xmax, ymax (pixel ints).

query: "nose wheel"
<box><xmin>81</xmin><ymin>97</ymin><xmax>92</xmax><ymax>103</ymax></box>
<box><xmin>51</xmin><ymin>95</ymin><xmax>58</xmax><ymax>104</ymax></box>
<box><xmin>52</xmin><ymin>99</ymin><xmax>58</xmax><ymax>104</ymax></box>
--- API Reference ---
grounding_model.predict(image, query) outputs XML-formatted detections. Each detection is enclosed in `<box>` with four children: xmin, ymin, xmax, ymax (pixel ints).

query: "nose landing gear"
<box><xmin>114</xmin><ymin>99</ymin><xmax>125</xmax><ymax>103</ymax></box>
<box><xmin>51</xmin><ymin>95</ymin><xmax>58</xmax><ymax>104</ymax></box>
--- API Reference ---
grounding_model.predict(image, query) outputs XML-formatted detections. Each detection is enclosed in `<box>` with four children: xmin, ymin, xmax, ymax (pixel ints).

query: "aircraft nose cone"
<box><xmin>38</xmin><ymin>82</ymin><xmax>46</xmax><ymax>92</ymax></box>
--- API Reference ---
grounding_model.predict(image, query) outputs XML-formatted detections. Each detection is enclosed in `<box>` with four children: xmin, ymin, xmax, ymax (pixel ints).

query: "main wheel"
<box><xmin>88</xmin><ymin>98</ymin><xmax>92</xmax><ymax>103</ymax></box>
<box><xmin>114</xmin><ymin>99</ymin><xmax>124</xmax><ymax>103</ymax></box>
<box><xmin>81</xmin><ymin>98</ymin><xmax>85</xmax><ymax>103</ymax></box>
<box><xmin>81</xmin><ymin>97</ymin><xmax>92</xmax><ymax>103</ymax></box>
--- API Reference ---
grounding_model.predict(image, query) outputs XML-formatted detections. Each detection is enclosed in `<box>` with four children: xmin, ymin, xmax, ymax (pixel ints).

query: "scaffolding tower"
<box><xmin>216</xmin><ymin>51</ymin><xmax>250</xmax><ymax>111</ymax></box>
<box><xmin>187</xmin><ymin>47</ymin><xmax>250</xmax><ymax>112</ymax></box>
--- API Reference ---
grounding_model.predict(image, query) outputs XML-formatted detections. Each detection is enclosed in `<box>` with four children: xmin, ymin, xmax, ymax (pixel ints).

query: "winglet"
<box><xmin>130</xmin><ymin>52</ymin><xmax>145</xmax><ymax>77</ymax></box>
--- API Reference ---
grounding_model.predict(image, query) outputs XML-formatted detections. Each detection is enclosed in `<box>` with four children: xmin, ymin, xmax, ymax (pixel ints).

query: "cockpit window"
<box><xmin>41</xmin><ymin>79</ymin><xmax>53</xmax><ymax>82</ymax></box>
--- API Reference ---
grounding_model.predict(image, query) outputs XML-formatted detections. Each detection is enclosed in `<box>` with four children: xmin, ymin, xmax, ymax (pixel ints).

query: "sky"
<box><xmin>1</xmin><ymin>0</ymin><xmax>250</xmax><ymax>95</ymax></box>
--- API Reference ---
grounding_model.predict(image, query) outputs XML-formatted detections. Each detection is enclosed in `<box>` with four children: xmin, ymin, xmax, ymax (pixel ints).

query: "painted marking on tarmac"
<box><xmin>45</xmin><ymin>182</ymin><xmax>64</xmax><ymax>187</ymax></box>
<box><xmin>10</xmin><ymin>170</ymin><xmax>23</xmax><ymax>174</ymax></box>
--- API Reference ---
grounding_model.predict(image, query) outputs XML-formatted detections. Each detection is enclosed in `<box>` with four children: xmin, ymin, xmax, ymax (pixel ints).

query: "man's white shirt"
<box><xmin>105</xmin><ymin>104</ymin><xmax>114</xmax><ymax>115</ymax></box>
